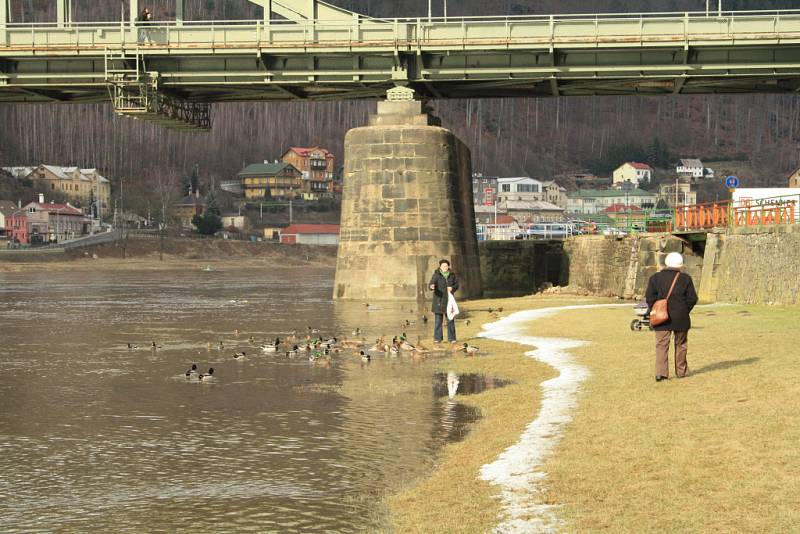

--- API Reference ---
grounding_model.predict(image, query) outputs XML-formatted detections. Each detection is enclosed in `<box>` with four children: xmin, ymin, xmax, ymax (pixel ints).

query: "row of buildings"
<box><xmin>222</xmin><ymin>147</ymin><xmax>339</xmax><ymax>201</ymax></box>
<box><xmin>1</xmin><ymin>195</ymin><xmax>89</xmax><ymax>245</ymax></box>
<box><xmin>2</xmin><ymin>164</ymin><xmax>112</xmax><ymax>217</ymax></box>
<box><xmin>612</xmin><ymin>159</ymin><xmax>714</xmax><ymax>188</ymax></box>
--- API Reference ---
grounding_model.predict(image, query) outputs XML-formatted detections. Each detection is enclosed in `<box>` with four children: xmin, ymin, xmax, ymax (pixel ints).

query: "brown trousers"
<box><xmin>655</xmin><ymin>330</ymin><xmax>689</xmax><ymax>377</ymax></box>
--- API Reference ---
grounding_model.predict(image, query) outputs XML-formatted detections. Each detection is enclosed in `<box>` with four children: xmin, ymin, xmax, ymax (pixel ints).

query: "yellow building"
<box><xmin>238</xmin><ymin>162</ymin><xmax>303</xmax><ymax>200</ymax></box>
<box><xmin>24</xmin><ymin>164</ymin><xmax>111</xmax><ymax>217</ymax></box>
<box><xmin>612</xmin><ymin>162</ymin><xmax>653</xmax><ymax>187</ymax></box>
<box><xmin>788</xmin><ymin>166</ymin><xmax>800</xmax><ymax>188</ymax></box>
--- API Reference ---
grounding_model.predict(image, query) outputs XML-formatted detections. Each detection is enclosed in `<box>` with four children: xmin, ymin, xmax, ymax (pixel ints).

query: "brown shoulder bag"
<box><xmin>649</xmin><ymin>272</ymin><xmax>680</xmax><ymax>327</ymax></box>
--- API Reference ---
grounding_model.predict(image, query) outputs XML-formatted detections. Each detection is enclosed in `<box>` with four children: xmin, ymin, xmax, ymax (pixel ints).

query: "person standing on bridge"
<box><xmin>137</xmin><ymin>7</ymin><xmax>153</xmax><ymax>44</ymax></box>
<box><xmin>645</xmin><ymin>252</ymin><xmax>698</xmax><ymax>382</ymax></box>
<box><xmin>429</xmin><ymin>259</ymin><xmax>459</xmax><ymax>344</ymax></box>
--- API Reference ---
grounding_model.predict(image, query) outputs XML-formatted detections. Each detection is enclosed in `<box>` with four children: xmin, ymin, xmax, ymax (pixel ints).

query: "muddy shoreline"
<box><xmin>0</xmin><ymin>237</ymin><xmax>338</xmax><ymax>271</ymax></box>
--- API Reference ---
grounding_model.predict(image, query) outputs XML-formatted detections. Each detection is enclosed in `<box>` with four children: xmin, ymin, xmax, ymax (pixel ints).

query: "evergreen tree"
<box><xmin>205</xmin><ymin>188</ymin><xmax>221</xmax><ymax>216</ymax></box>
<box><xmin>192</xmin><ymin>212</ymin><xmax>223</xmax><ymax>235</ymax></box>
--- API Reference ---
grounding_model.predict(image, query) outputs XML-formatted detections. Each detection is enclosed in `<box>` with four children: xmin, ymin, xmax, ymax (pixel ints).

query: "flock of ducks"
<box><xmin>127</xmin><ymin>323</ymin><xmax>482</xmax><ymax>382</ymax></box>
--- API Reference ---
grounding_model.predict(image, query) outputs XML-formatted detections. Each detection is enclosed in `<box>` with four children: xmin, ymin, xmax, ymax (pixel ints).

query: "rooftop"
<box><xmin>238</xmin><ymin>162</ymin><xmax>298</xmax><ymax>176</ymax></box>
<box><xmin>281</xmin><ymin>224</ymin><xmax>340</xmax><ymax>235</ymax></box>
<box><xmin>568</xmin><ymin>188</ymin><xmax>657</xmax><ymax>198</ymax></box>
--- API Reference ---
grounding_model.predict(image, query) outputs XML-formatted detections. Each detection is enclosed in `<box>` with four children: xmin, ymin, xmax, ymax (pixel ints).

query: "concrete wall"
<box><xmin>477</xmin><ymin>227</ymin><xmax>799</xmax><ymax>305</ymax></box>
<box><xmin>560</xmin><ymin>234</ymin><xmax>702</xmax><ymax>299</ymax></box>
<box><xmin>699</xmin><ymin>225</ymin><xmax>800</xmax><ymax>305</ymax></box>
<box><xmin>334</xmin><ymin>100</ymin><xmax>481</xmax><ymax>301</ymax></box>
<box><xmin>479</xmin><ymin>240</ymin><xmax>563</xmax><ymax>297</ymax></box>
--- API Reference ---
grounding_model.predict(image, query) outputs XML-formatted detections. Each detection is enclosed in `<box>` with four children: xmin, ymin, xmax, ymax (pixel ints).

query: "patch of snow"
<box><xmin>478</xmin><ymin>304</ymin><xmax>627</xmax><ymax>533</ymax></box>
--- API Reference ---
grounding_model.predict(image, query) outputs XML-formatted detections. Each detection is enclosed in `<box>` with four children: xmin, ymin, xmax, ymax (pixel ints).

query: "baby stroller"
<box><xmin>630</xmin><ymin>302</ymin><xmax>652</xmax><ymax>331</ymax></box>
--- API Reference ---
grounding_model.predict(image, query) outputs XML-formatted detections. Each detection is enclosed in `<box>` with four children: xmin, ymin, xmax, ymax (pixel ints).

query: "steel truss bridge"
<box><xmin>5</xmin><ymin>1</ymin><xmax>800</xmax><ymax>129</ymax></box>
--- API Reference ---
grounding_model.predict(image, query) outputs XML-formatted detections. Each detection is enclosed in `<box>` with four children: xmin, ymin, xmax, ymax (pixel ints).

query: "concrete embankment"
<box><xmin>480</xmin><ymin>225</ymin><xmax>799</xmax><ymax>306</ymax></box>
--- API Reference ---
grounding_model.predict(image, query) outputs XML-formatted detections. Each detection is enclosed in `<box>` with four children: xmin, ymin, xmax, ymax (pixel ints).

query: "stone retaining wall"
<box><xmin>699</xmin><ymin>225</ymin><xmax>800</xmax><ymax>305</ymax></box>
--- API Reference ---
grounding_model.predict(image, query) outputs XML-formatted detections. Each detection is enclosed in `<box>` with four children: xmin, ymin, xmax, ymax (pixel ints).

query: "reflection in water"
<box><xmin>0</xmin><ymin>268</ymin><xmax>482</xmax><ymax>532</ymax></box>
<box><xmin>433</xmin><ymin>372</ymin><xmax>512</xmax><ymax>397</ymax></box>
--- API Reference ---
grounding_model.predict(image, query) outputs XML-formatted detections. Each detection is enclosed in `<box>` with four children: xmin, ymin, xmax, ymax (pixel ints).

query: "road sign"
<box><xmin>725</xmin><ymin>175</ymin><xmax>740</xmax><ymax>189</ymax></box>
<box><xmin>483</xmin><ymin>187</ymin><xmax>495</xmax><ymax>206</ymax></box>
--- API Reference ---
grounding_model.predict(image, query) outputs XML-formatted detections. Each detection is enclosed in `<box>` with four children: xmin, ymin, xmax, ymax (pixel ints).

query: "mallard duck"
<box><xmin>462</xmin><ymin>343</ymin><xmax>479</xmax><ymax>355</ymax></box>
<box><xmin>286</xmin><ymin>345</ymin><xmax>299</xmax><ymax>357</ymax></box>
<box><xmin>233</xmin><ymin>351</ymin><xmax>246</xmax><ymax>360</ymax></box>
<box><xmin>351</xmin><ymin>328</ymin><xmax>361</xmax><ymax>337</ymax></box>
<box><xmin>261</xmin><ymin>338</ymin><xmax>280</xmax><ymax>353</ymax></box>
<box><xmin>198</xmin><ymin>368</ymin><xmax>215</xmax><ymax>381</ymax></box>
<box><xmin>185</xmin><ymin>363</ymin><xmax>198</xmax><ymax>377</ymax></box>
<box><xmin>151</xmin><ymin>341</ymin><xmax>162</xmax><ymax>349</ymax></box>
<box><xmin>359</xmin><ymin>350</ymin><xmax>371</xmax><ymax>362</ymax></box>
<box><xmin>127</xmin><ymin>343</ymin><xmax>138</xmax><ymax>350</ymax></box>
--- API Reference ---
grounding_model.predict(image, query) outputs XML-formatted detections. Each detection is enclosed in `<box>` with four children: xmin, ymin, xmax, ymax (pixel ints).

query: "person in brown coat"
<box><xmin>645</xmin><ymin>252</ymin><xmax>698</xmax><ymax>382</ymax></box>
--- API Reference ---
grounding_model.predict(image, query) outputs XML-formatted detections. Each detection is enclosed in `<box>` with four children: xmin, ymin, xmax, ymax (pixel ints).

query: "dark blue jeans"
<box><xmin>433</xmin><ymin>313</ymin><xmax>456</xmax><ymax>342</ymax></box>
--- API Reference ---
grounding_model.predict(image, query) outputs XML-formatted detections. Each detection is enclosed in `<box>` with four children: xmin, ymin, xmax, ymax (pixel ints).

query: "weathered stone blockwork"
<box><xmin>561</xmin><ymin>235</ymin><xmax>702</xmax><ymax>299</ymax></box>
<box><xmin>479</xmin><ymin>240</ymin><xmax>564</xmax><ymax>297</ymax></box>
<box><xmin>699</xmin><ymin>225</ymin><xmax>800</xmax><ymax>305</ymax></box>
<box><xmin>334</xmin><ymin>101</ymin><xmax>481</xmax><ymax>301</ymax></box>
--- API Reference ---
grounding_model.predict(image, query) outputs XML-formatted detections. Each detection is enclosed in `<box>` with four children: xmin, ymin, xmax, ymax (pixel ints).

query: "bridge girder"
<box><xmin>4</xmin><ymin>10</ymin><xmax>800</xmax><ymax>105</ymax></box>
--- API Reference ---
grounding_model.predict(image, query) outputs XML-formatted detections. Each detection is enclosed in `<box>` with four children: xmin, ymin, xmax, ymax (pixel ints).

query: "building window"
<box><xmin>501</xmin><ymin>184</ymin><xmax>511</xmax><ymax>192</ymax></box>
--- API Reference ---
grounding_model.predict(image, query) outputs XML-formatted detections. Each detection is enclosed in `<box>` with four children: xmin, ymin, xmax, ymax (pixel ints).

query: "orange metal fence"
<box><xmin>674</xmin><ymin>197</ymin><xmax>797</xmax><ymax>231</ymax></box>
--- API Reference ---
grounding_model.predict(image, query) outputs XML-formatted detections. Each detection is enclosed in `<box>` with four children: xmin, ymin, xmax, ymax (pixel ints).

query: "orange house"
<box><xmin>281</xmin><ymin>147</ymin><xmax>336</xmax><ymax>199</ymax></box>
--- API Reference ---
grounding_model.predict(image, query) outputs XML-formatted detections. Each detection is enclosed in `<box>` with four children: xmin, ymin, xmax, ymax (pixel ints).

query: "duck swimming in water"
<box><xmin>185</xmin><ymin>363</ymin><xmax>198</xmax><ymax>377</ymax></box>
<box><xmin>198</xmin><ymin>368</ymin><xmax>215</xmax><ymax>381</ymax></box>
<box><xmin>359</xmin><ymin>351</ymin><xmax>371</xmax><ymax>362</ymax></box>
<box><xmin>261</xmin><ymin>338</ymin><xmax>280</xmax><ymax>353</ymax></box>
<box><xmin>233</xmin><ymin>351</ymin><xmax>246</xmax><ymax>360</ymax></box>
<box><xmin>285</xmin><ymin>345</ymin><xmax>299</xmax><ymax>357</ymax></box>
<box><xmin>127</xmin><ymin>343</ymin><xmax>138</xmax><ymax>350</ymax></box>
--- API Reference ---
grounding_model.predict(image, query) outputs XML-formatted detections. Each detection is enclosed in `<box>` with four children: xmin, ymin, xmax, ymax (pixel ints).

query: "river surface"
<box><xmin>0</xmin><ymin>267</ymin><xmax>476</xmax><ymax>532</ymax></box>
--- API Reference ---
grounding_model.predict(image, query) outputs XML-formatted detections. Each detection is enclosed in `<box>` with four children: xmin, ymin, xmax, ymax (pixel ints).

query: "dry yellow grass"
<box><xmin>534</xmin><ymin>304</ymin><xmax>800</xmax><ymax>533</ymax></box>
<box><xmin>386</xmin><ymin>294</ymin><xmax>609</xmax><ymax>533</ymax></box>
<box><xmin>388</xmin><ymin>297</ymin><xmax>800</xmax><ymax>533</ymax></box>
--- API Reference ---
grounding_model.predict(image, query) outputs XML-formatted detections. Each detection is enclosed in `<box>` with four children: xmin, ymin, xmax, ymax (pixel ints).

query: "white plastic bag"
<box><xmin>446</xmin><ymin>292</ymin><xmax>460</xmax><ymax>321</ymax></box>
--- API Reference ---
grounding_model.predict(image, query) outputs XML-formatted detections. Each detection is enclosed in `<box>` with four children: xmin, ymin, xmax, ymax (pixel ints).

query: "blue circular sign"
<box><xmin>725</xmin><ymin>175</ymin><xmax>740</xmax><ymax>189</ymax></box>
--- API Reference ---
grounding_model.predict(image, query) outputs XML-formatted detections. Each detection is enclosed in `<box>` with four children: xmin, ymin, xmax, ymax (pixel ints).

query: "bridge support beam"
<box><xmin>129</xmin><ymin>0</ymin><xmax>139</xmax><ymax>25</ymax></box>
<box><xmin>176</xmin><ymin>0</ymin><xmax>184</xmax><ymax>25</ymax></box>
<box><xmin>56</xmin><ymin>0</ymin><xmax>71</xmax><ymax>27</ymax></box>
<box><xmin>334</xmin><ymin>88</ymin><xmax>482</xmax><ymax>301</ymax></box>
<box><xmin>0</xmin><ymin>0</ymin><xmax>7</xmax><ymax>45</ymax></box>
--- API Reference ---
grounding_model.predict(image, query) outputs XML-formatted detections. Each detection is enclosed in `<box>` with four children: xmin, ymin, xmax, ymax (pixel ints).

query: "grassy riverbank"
<box><xmin>388</xmin><ymin>297</ymin><xmax>800</xmax><ymax>532</ymax></box>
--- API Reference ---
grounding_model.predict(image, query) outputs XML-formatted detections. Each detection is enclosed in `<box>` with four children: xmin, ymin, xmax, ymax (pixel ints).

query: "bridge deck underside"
<box><xmin>4</xmin><ymin>14</ymin><xmax>800</xmax><ymax>102</ymax></box>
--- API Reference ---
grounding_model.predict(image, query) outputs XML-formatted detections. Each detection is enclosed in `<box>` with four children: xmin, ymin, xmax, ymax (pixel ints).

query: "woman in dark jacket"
<box><xmin>645</xmin><ymin>252</ymin><xmax>698</xmax><ymax>381</ymax></box>
<box><xmin>429</xmin><ymin>259</ymin><xmax>459</xmax><ymax>343</ymax></box>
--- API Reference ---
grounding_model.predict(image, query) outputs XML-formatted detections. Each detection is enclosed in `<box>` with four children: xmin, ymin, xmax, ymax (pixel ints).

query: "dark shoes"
<box><xmin>655</xmin><ymin>375</ymin><xmax>669</xmax><ymax>382</ymax></box>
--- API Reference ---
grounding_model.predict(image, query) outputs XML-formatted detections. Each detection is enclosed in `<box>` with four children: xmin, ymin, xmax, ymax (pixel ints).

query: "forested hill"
<box><xmin>2</xmin><ymin>0</ymin><xmax>800</xmax><ymax>213</ymax></box>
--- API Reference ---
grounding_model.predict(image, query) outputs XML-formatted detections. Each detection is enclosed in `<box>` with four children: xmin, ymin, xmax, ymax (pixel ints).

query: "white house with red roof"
<box><xmin>612</xmin><ymin>162</ymin><xmax>652</xmax><ymax>187</ymax></box>
<box><xmin>279</xmin><ymin>224</ymin><xmax>339</xmax><ymax>245</ymax></box>
<box><xmin>23</xmin><ymin>194</ymin><xmax>88</xmax><ymax>242</ymax></box>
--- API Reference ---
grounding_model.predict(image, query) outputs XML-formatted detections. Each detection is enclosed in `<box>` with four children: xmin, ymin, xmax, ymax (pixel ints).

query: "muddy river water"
<box><xmin>0</xmin><ymin>267</ymin><xmax>493</xmax><ymax>532</ymax></box>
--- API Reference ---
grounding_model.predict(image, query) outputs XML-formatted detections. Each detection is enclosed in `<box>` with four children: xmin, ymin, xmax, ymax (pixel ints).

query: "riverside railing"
<box><xmin>674</xmin><ymin>193</ymin><xmax>799</xmax><ymax>231</ymax></box>
<box><xmin>4</xmin><ymin>10</ymin><xmax>800</xmax><ymax>51</ymax></box>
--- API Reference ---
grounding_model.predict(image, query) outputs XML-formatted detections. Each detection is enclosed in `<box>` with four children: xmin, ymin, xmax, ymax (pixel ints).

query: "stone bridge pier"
<box><xmin>334</xmin><ymin>94</ymin><xmax>482</xmax><ymax>301</ymax></box>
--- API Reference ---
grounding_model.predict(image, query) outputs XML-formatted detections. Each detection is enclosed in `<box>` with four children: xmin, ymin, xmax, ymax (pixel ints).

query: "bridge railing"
<box><xmin>674</xmin><ymin>193</ymin><xmax>800</xmax><ymax>231</ymax></box>
<box><xmin>5</xmin><ymin>10</ymin><xmax>800</xmax><ymax>51</ymax></box>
